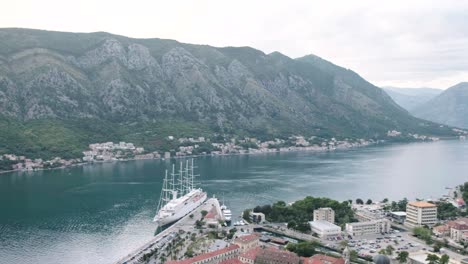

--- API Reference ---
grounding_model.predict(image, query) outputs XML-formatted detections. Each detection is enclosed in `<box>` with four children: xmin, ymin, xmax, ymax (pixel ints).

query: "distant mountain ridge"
<box><xmin>382</xmin><ymin>87</ymin><xmax>442</xmax><ymax>111</ymax></box>
<box><xmin>413</xmin><ymin>82</ymin><xmax>468</xmax><ymax>129</ymax></box>
<box><xmin>0</xmin><ymin>28</ymin><xmax>457</xmax><ymax>158</ymax></box>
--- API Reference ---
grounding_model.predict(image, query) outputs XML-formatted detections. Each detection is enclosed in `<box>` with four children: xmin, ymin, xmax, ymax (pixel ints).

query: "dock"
<box><xmin>115</xmin><ymin>197</ymin><xmax>223</xmax><ymax>264</ymax></box>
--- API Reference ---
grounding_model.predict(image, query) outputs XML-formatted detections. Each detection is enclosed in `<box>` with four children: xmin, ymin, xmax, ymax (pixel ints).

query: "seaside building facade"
<box><xmin>345</xmin><ymin>219</ymin><xmax>391</xmax><ymax>236</ymax></box>
<box><xmin>404</xmin><ymin>201</ymin><xmax>438</xmax><ymax>228</ymax></box>
<box><xmin>313</xmin><ymin>208</ymin><xmax>335</xmax><ymax>223</ymax></box>
<box><xmin>309</xmin><ymin>220</ymin><xmax>342</xmax><ymax>238</ymax></box>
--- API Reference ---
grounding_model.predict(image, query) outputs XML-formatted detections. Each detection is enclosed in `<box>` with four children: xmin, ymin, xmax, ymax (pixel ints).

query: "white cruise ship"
<box><xmin>153</xmin><ymin>159</ymin><xmax>207</xmax><ymax>226</ymax></box>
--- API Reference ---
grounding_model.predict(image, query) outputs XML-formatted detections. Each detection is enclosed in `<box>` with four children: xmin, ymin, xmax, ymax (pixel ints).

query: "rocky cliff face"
<box><xmin>0</xmin><ymin>28</ymin><xmax>454</xmax><ymax>139</ymax></box>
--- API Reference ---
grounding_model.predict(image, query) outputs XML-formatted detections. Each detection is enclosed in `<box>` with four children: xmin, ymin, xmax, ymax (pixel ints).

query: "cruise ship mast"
<box><xmin>154</xmin><ymin>158</ymin><xmax>207</xmax><ymax>225</ymax></box>
<box><xmin>190</xmin><ymin>159</ymin><xmax>199</xmax><ymax>190</ymax></box>
<box><xmin>156</xmin><ymin>170</ymin><xmax>170</xmax><ymax>214</ymax></box>
<box><xmin>156</xmin><ymin>159</ymin><xmax>199</xmax><ymax>214</ymax></box>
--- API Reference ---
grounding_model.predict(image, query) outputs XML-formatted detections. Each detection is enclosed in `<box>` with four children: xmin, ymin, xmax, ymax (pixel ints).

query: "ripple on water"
<box><xmin>1</xmin><ymin>141</ymin><xmax>468</xmax><ymax>264</ymax></box>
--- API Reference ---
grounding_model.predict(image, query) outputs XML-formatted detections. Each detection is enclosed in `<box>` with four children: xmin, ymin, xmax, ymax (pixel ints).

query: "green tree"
<box><xmin>437</xmin><ymin>202</ymin><xmax>459</xmax><ymax>220</ymax></box>
<box><xmin>397</xmin><ymin>251</ymin><xmax>409</xmax><ymax>263</ymax></box>
<box><xmin>366</xmin><ymin>199</ymin><xmax>373</xmax><ymax>205</ymax></box>
<box><xmin>356</xmin><ymin>198</ymin><xmax>364</xmax><ymax>205</ymax></box>
<box><xmin>382</xmin><ymin>198</ymin><xmax>389</xmax><ymax>203</ymax></box>
<box><xmin>255</xmin><ymin>196</ymin><xmax>355</xmax><ymax>227</ymax></box>
<box><xmin>379</xmin><ymin>249</ymin><xmax>387</xmax><ymax>255</ymax></box>
<box><xmin>439</xmin><ymin>254</ymin><xmax>449</xmax><ymax>264</ymax></box>
<box><xmin>195</xmin><ymin>220</ymin><xmax>205</xmax><ymax>229</ymax></box>
<box><xmin>286</xmin><ymin>241</ymin><xmax>317</xmax><ymax>257</ymax></box>
<box><xmin>397</xmin><ymin>198</ymin><xmax>408</xmax><ymax>211</ymax></box>
<box><xmin>287</xmin><ymin>220</ymin><xmax>297</xmax><ymax>229</ymax></box>
<box><xmin>339</xmin><ymin>240</ymin><xmax>349</xmax><ymax>249</ymax></box>
<box><xmin>201</xmin><ymin>210</ymin><xmax>208</xmax><ymax>218</ymax></box>
<box><xmin>413</xmin><ymin>227</ymin><xmax>433</xmax><ymax>244</ymax></box>
<box><xmin>386</xmin><ymin>245</ymin><xmax>395</xmax><ymax>256</ymax></box>
<box><xmin>350</xmin><ymin>250</ymin><xmax>358</xmax><ymax>261</ymax></box>
<box><xmin>242</xmin><ymin>209</ymin><xmax>251</xmax><ymax>222</ymax></box>
<box><xmin>426</xmin><ymin>254</ymin><xmax>439</xmax><ymax>264</ymax></box>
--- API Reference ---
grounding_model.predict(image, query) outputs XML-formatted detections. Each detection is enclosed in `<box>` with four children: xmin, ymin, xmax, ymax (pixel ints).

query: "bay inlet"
<box><xmin>0</xmin><ymin>140</ymin><xmax>467</xmax><ymax>264</ymax></box>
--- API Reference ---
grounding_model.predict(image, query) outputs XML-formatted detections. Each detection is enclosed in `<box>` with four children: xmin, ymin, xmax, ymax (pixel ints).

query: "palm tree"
<box><xmin>439</xmin><ymin>254</ymin><xmax>450</xmax><ymax>264</ymax></box>
<box><xmin>396</xmin><ymin>251</ymin><xmax>409</xmax><ymax>263</ymax></box>
<box><xmin>426</xmin><ymin>254</ymin><xmax>440</xmax><ymax>264</ymax></box>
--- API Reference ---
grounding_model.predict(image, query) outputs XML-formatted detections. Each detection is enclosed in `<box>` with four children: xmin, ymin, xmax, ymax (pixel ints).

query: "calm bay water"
<box><xmin>1</xmin><ymin>140</ymin><xmax>467</xmax><ymax>264</ymax></box>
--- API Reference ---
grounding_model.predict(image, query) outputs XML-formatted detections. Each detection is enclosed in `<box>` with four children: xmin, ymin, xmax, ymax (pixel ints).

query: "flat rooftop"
<box><xmin>408</xmin><ymin>201</ymin><xmax>436</xmax><ymax>208</ymax></box>
<box><xmin>390</xmin><ymin>211</ymin><xmax>407</xmax><ymax>216</ymax></box>
<box><xmin>309</xmin><ymin>220</ymin><xmax>341</xmax><ymax>230</ymax></box>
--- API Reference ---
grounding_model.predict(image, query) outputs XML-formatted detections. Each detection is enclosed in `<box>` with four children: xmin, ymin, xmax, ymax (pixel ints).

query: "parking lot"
<box><xmin>346</xmin><ymin>230</ymin><xmax>428</xmax><ymax>258</ymax></box>
<box><xmin>319</xmin><ymin>227</ymin><xmax>430</xmax><ymax>259</ymax></box>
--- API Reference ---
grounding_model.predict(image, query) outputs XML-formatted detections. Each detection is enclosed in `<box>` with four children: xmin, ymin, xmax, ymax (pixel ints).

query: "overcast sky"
<box><xmin>2</xmin><ymin>0</ymin><xmax>468</xmax><ymax>89</ymax></box>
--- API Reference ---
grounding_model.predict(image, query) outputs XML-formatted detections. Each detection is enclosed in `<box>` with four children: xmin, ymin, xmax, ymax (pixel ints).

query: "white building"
<box><xmin>405</xmin><ymin>201</ymin><xmax>438</xmax><ymax>228</ymax></box>
<box><xmin>309</xmin><ymin>220</ymin><xmax>341</xmax><ymax>238</ymax></box>
<box><xmin>345</xmin><ymin>219</ymin><xmax>391</xmax><ymax>236</ymax></box>
<box><xmin>313</xmin><ymin>208</ymin><xmax>335</xmax><ymax>223</ymax></box>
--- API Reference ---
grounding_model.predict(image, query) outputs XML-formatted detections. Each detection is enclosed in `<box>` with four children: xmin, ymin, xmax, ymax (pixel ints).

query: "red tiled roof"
<box><xmin>205</xmin><ymin>206</ymin><xmax>218</xmax><ymax>219</ymax></box>
<box><xmin>303</xmin><ymin>254</ymin><xmax>345</xmax><ymax>264</ymax></box>
<box><xmin>447</xmin><ymin>218</ymin><xmax>468</xmax><ymax>230</ymax></box>
<box><xmin>234</xmin><ymin>233</ymin><xmax>259</xmax><ymax>244</ymax></box>
<box><xmin>239</xmin><ymin>247</ymin><xmax>261</xmax><ymax>260</ymax></box>
<box><xmin>255</xmin><ymin>247</ymin><xmax>301</xmax><ymax>263</ymax></box>
<box><xmin>218</xmin><ymin>259</ymin><xmax>243</xmax><ymax>264</ymax></box>
<box><xmin>166</xmin><ymin>244</ymin><xmax>240</xmax><ymax>264</ymax></box>
<box><xmin>433</xmin><ymin>225</ymin><xmax>449</xmax><ymax>232</ymax></box>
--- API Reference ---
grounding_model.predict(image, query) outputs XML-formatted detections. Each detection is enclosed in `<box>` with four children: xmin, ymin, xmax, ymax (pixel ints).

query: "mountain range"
<box><xmin>0</xmin><ymin>28</ymin><xmax>458</xmax><ymax>158</ymax></box>
<box><xmin>412</xmin><ymin>83</ymin><xmax>468</xmax><ymax>129</ymax></box>
<box><xmin>382</xmin><ymin>87</ymin><xmax>442</xmax><ymax>111</ymax></box>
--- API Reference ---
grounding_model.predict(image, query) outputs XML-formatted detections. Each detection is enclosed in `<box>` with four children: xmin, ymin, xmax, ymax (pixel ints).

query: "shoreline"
<box><xmin>0</xmin><ymin>138</ymin><xmax>461</xmax><ymax>176</ymax></box>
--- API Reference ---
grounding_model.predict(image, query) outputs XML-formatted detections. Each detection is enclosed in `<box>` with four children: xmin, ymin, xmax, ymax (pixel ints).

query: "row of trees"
<box><xmin>286</xmin><ymin>241</ymin><xmax>319</xmax><ymax>257</ymax></box>
<box><xmin>459</xmin><ymin>182</ymin><xmax>468</xmax><ymax>206</ymax></box>
<box><xmin>413</xmin><ymin>227</ymin><xmax>433</xmax><ymax>244</ymax></box>
<box><xmin>355</xmin><ymin>198</ymin><xmax>373</xmax><ymax>205</ymax></box>
<box><xmin>426</xmin><ymin>254</ymin><xmax>450</xmax><ymax>264</ymax></box>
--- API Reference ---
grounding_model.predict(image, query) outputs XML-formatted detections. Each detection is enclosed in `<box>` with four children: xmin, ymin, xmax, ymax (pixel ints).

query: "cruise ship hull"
<box><xmin>154</xmin><ymin>190</ymin><xmax>207</xmax><ymax>226</ymax></box>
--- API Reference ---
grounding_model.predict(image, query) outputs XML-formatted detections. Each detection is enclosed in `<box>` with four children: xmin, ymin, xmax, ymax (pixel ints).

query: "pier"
<box><xmin>115</xmin><ymin>197</ymin><xmax>223</xmax><ymax>264</ymax></box>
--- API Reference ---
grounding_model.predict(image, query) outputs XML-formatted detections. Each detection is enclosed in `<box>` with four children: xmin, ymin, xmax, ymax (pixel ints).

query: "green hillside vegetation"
<box><xmin>253</xmin><ymin>196</ymin><xmax>356</xmax><ymax>232</ymax></box>
<box><xmin>0</xmin><ymin>28</ymin><xmax>461</xmax><ymax>159</ymax></box>
<box><xmin>0</xmin><ymin>116</ymin><xmax>211</xmax><ymax>159</ymax></box>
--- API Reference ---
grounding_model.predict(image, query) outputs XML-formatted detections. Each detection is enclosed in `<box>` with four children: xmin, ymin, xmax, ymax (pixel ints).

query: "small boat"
<box><xmin>220</xmin><ymin>199</ymin><xmax>232</xmax><ymax>223</ymax></box>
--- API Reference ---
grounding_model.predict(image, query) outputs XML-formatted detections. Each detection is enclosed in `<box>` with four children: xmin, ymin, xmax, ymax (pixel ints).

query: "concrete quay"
<box><xmin>115</xmin><ymin>197</ymin><xmax>223</xmax><ymax>264</ymax></box>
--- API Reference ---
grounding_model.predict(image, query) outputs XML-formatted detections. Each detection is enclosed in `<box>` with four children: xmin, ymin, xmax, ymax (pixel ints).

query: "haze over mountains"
<box><xmin>0</xmin><ymin>28</ymin><xmax>457</xmax><ymax>158</ymax></box>
<box><xmin>382</xmin><ymin>84</ymin><xmax>468</xmax><ymax>129</ymax></box>
<box><xmin>382</xmin><ymin>87</ymin><xmax>442</xmax><ymax>111</ymax></box>
<box><xmin>412</xmin><ymin>83</ymin><xmax>468</xmax><ymax>129</ymax></box>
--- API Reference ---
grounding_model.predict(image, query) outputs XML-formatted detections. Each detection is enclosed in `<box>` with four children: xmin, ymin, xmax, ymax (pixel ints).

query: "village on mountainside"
<box><xmin>1</xmin><ymin>128</ymin><xmax>455</xmax><ymax>173</ymax></box>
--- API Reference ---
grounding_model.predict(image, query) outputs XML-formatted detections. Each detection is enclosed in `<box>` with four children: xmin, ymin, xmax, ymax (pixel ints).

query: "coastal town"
<box><xmin>118</xmin><ymin>181</ymin><xmax>468</xmax><ymax>264</ymax></box>
<box><xmin>1</xmin><ymin>128</ymin><xmax>458</xmax><ymax>173</ymax></box>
